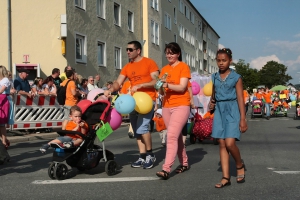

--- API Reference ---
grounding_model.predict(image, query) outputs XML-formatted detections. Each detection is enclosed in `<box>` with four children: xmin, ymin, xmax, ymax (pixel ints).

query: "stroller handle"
<box><xmin>57</xmin><ymin>130</ymin><xmax>87</xmax><ymax>139</ymax></box>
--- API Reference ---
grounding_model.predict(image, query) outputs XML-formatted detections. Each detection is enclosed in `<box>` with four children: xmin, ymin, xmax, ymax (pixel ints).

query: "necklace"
<box><xmin>220</xmin><ymin>71</ymin><xmax>230</xmax><ymax>83</ymax></box>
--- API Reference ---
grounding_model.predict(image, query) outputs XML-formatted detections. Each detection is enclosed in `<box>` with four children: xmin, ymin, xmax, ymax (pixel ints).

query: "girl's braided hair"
<box><xmin>217</xmin><ymin>48</ymin><xmax>232</xmax><ymax>59</ymax></box>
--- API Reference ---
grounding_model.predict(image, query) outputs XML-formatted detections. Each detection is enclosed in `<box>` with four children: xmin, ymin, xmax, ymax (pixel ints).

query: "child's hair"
<box><xmin>0</xmin><ymin>65</ymin><xmax>8</xmax><ymax>79</ymax></box>
<box><xmin>69</xmin><ymin>105</ymin><xmax>82</xmax><ymax>115</ymax></box>
<box><xmin>33</xmin><ymin>77</ymin><xmax>43</xmax><ymax>86</ymax></box>
<box><xmin>217</xmin><ymin>48</ymin><xmax>232</xmax><ymax>59</ymax></box>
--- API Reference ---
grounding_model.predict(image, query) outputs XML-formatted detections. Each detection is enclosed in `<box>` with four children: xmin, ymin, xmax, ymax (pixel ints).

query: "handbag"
<box><xmin>192</xmin><ymin>109</ymin><xmax>213</xmax><ymax>140</ymax></box>
<box><xmin>96</xmin><ymin>121</ymin><xmax>113</xmax><ymax>142</ymax></box>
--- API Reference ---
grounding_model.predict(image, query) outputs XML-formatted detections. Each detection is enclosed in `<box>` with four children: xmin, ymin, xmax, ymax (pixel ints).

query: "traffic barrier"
<box><xmin>11</xmin><ymin>95</ymin><xmax>64</xmax><ymax>130</ymax></box>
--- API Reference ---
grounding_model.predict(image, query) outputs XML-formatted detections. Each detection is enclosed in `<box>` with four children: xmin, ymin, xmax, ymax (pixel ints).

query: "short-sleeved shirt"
<box><xmin>60</xmin><ymin>73</ymin><xmax>67</xmax><ymax>82</ymax></box>
<box><xmin>159</xmin><ymin>62</ymin><xmax>191</xmax><ymax>107</ymax></box>
<box><xmin>42</xmin><ymin>84</ymin><xmax>55</xmax><ymax>93</ymax></box>
<box><xmin>14</xmin><ymin>76</ymin><xmax>31</xmax><ymax>93</ymax></box>
<box><xmin>152</xmin><ymin>116</ymin><xmax>166</xmax><ymax>132</ymax></box>
<box><xmin>0</xmin><ymin>77</ymin><xmax>11</xmax><ymax>94</ymax></box>
<box><xmin>120</xmin><ymin>57</ymin><xmax>159</xmax><ymax>100</ymax></box>
<box><xmin>61</xmin><ymin>79</ymin><xmax>78</xmax><ymax>106</ymax></box>
<box><xmin>52</xmin><ymin>76</ymin><xmax>62</xmax><ymax>88</ymax></box>
<box><xmin>121</xmin><ymin>80</ymin><xmax>131</xmax><ymax>94</ymax></box>
<box><xmin>263</xmin><ymin>91</ymin><xmax>272</xmax><ymax>103</ymax></box>
<box><xmin>31</xmin><ymin>84</ymin><xmax>43</xmax><ymax>92</ymax></box>
<box><xmin>65</xmin><ymin>120</ymin><xmax>88</xmax><ymax>139</ymax></box>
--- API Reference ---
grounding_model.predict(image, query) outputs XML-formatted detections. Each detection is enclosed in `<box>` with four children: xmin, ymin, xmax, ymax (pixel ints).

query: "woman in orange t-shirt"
<box><xmin>156</xmin><ymin>42</ymin><xmax>191</xmax><ymax>180</ymax></box>
<box><xmin>263</xmin><ymin>87</ymin><xmax>273</xmax><ymax>119</ymax></box>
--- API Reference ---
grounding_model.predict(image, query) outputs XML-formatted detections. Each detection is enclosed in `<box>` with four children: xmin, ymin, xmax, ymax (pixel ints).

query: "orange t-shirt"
<box><xmin>61</xmin><ymin>79</ymin><xmax>78</xmax><ymax>106</ymax></box>
<box><xmin>283</xmin><ymin>90</ymin><xmax>289</xmax><ymax>98</ymax></box>
<box><xmin>243</xmin><ymin>90</ymin><xmax>249</xmax><ymax>103</ymax></box>
<box><xmin>65</xmin><ymin>120</ymin><xmax>88</xmax><ymax>139</ymax></box>
<box><xmin>121</xmin><ymin>80</ymin><xmax>131</xmax><ymax>94</ymax></box>
<box><xmin>120</xmin><ymin>57</ymin><xmax>159</xmax><ymax>100</ymax></box>
<box><xmin>263</xmin><ymin>91</ymin><xmax>272</xmax><ymax>103</ymax></box>
<box><xmin>255</xmin><ymin>92</ymin><xmax>263</xmax><ymax>100</ymax></box>
<box><xmin>160</xmin><ymin>62</ymin><xmax>191</xmax><ymax>107</ymax></box>
<box><xmin>273</xmin><ymin>101</ymin><xmax>279</xmax><ymax>108</ymax></box>
<box><xmin>203</xmin><ymin>111</ymin><xmax>214</xmax><ymax>119</ymax></box>
<box><xmin>152</xmin><ymin>116</ymin><xmax>166</xmax><ymax>132</ymax></box>
<box><xmin>282</xmin><ymin>102</ymin><xmax>289</xmax><ymax>108</ymax></box>
<box><xmin>188</xmin><ymin>81</ymin><xmax>191</xmax><ymax>88</ymax></box>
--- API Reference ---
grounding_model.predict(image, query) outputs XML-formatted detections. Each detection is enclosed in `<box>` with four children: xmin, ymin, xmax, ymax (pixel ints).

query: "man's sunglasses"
<box><xmin>126</xmin><ymin>48</ymin><xmax>137</xmax><ymax>52</ymax></box>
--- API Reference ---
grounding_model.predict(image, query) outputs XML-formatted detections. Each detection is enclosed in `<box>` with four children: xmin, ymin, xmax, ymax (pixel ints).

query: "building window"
<box><xmin>97</xmin><ymin>41</ymin><xmax>106</xmax><ymax>67</ymax></box>
<box><xmin>114</xmin><ymin>3</ymin><xmax>121</xmax><ymax>26</ymax></box>
<box><xmin>97</xmin><ymin>0</ymin><xmax>105</xmax><ymax>19</ymax></box>
<box><xmin>174</xmin><ymin>34</ymin><xmax>177</xmax><ymax>42</ymax></box>
<box><xmin>114</xmin><ymin>46</ymin><xmax>121</xmax><ymax>69</ymax></box>
<box><xmin>186</xmin><ymin>7</ymin><xmax>190</xmax><ymax>19</ymax></box>
<box><xmin>75</xmin><ymin>34</ymin><xmax>87</xmax><ymax>63</ymax></box>
<box><xmin>150</xmin><ymin>0</ymin><xmax>159</xmax><ymax>11</ymax></box>
<box><xmin>173</xmin><ymin>6</ymin><xmax>177</xmax><ymax>24</ymax></box>
<box><xmin>164</xmin><ymin>13</ymin><xmax>171</xmax><ymax>30</ymax></box>
<box><xmin>151</xmin><ymin>20</ymin><xmax>159</xmax><ymax>45</ymax></box>
<box><xmin>179</xmin><ymin>0</ymin><xmax>184</xmax><ymax>13</ymax></box>
<box><xmin>191</xmin><ymin>12</ymin><xmax>195</xmax><ymax>24</ymax></box>
<box><xmin>128</xmin><ymin>11</ymin><xmax>134</xmax><ymax>32</ymax></box>
<box><xmin>75</xmin><ymin>0</ymin><xmax>85</xmax><ymax>10</ymax></box>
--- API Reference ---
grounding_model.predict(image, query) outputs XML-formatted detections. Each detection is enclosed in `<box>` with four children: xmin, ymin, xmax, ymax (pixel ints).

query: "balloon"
<box><xmin>87</xmin><ymin>88</ymin><xmax>108</xmax><ymax>102</ymax></box>
<box><xmin>191</xmin><ymin>81</ymin><xmax>200</xmax><ymax>95</ymax></box>
<box><xmin>104</xmin><ymin>108</ymin><xmax>122</xmax><ymax>130</ymax></box>
<box><xmin>203</xmin><ymin>82</ymin><xmax>213</xmax><ymax>96</ymax></box>
<box><xmin>292</xmin><ymin>101</ymin><xmax>296</xmax><ymax>106</ymax></box>
<box><xmin>133</xmin><ymin>92</ymin><xmax>153</xmax><ymax>114</ymax></box>
<box><xmin>114</xmin><ymin>94</ymin><xmax>136</xmax><ymax>114</ymax></box>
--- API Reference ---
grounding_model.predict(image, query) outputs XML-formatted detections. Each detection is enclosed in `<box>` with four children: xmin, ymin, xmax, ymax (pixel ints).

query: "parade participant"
<box><xmin>104</xmin><ymin>41</ymin><xmax>159</xmax><ymax>169</ymax></box>
<box><xmin>40</xmin><ymin>105</ymin><xmax>88</xmax><ymax>153</ymax></box>
<box><xmin>263</xmin><ymin>87</ymin><xmax>273</xmax><ymax>120</ymax></box>
<box><xmin>209</xmin><ymin>48</ymin><xmax>247</xmax><ymax>188</ymax></box>
<box><xmin>156</xmin><ymin>42</ymin><xmax>191</xmax><ymax>180</ymax></box>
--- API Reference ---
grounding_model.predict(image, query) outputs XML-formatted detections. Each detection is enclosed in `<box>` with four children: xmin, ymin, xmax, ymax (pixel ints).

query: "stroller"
<box><xmin>47</xmin><ymin>100</ymin><xmax>117</xmax><ymax>180</ymax></box>
<box><xmin>251</xmin><ymin>99</ymin><xmax>264</xmax><ymax>118</ymax></box>
<box><xmin>294</xmin><ymin>102</ymin><xmax>300</xmax><ymax>120</ymax></box>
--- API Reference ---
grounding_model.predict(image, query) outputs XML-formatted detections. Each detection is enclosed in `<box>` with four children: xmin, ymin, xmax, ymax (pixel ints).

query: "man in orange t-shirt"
<box><xmin>263</xmin><ymin>87</ymin><xmax>273</xmax><ymax>120</ymax></box>
<box><xmin>103</xmin><ymin>41</ymin><xmax>159</xmax><ymax>169</ymax></box>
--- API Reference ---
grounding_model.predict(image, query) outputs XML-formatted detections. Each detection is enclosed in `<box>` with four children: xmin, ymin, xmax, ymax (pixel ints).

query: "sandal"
<box><xmin>175</xmin><ymin>165</ymin><xmax>190</xmax><ymax>173</ymax></box>
<box><xmin>156</xmin><ymin>170</ymin><xmax>170</xmax><ymax>180</ymax></box>
<box><xmin>236</xmin><ymin>163</ymin><xmax>246</xmax><ymax>183</ymax></box>
<box><xmin>215</xmin><ymin>177</ymin><xmax>231</xmax><ymax>188</ymax></box>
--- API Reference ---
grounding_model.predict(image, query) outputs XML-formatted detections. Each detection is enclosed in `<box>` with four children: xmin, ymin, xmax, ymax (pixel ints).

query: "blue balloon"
<box><xmin>114</xmin><ymin>94</ymin><xmax>136</xmax><ymax>114</ymax></box>
<box><xmin>290</xmin><ymin>94</ymin><xmax>296</xmax><ymax>101</ymax></box>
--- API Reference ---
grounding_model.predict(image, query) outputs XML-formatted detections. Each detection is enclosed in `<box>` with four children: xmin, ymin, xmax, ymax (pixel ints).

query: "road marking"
<box><xmin>273</xmin><ymin>171</ymin><xmax>300</xmax><ymax>175</ymax></box>
<box><xmin>32</xmin><ymin>177</ymin><xmax>160</xmax><ymax>184</ymax></box>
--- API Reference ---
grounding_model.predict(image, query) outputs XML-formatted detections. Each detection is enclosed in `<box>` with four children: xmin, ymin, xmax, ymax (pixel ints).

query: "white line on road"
<box><xmin>32</xmin><ymin>177</ymin><xmax>160</xmax><ymax>184</ymax></box>
<box><xmin>273</xmin><ymin>171</ymin><xmax>300</xmax><ymax>174</ymax></box>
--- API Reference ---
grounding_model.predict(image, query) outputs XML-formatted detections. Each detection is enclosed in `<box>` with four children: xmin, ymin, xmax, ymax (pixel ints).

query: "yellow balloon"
<box><xmin>133</xmin><ymin>92</ymin><xmax>153</xmax><ymax>114</ymax></box>
<box><xmin>292</xmin><ymin>101</ymin><xmax>296</xmax><ymax>106</ymax></box>
<box><xmin>203</xmin><ymin>82</ymin><xmax>213</xmax><ymax>96</ymax></box>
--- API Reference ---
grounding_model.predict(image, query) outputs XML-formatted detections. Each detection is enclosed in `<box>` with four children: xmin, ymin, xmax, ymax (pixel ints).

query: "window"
<box><xmin>150</xmin><ymin>0</ymin><xmax>159</xmax><ymax>11</ymax></box>
<box><xmin>97</xmin><ymin>41</ymin><xmax>106</xmax><ymax>66</ymax></box>
<box><xmin>75</xmin><ymin>0</ymin><xmax>85</xmax><ymax>10</ymax></box>
<box><xmin>185</xmin><ymin>6</ymin><xmax>190</xmax><ymax>19</ymax></box>
<box><xmin>174</xmin><ymin>34</ymin><xmax>177</xmax><ymax>42</ymax></box>
<box><xmin>173</xmin><ymin>6</ymin><xmax>177</xmax><ymax>24</ymax></box>
<box><xmin>151</xmin><ymin>20</ymin><xmax>159</xmax><ymax>45</ymax></box>
<box><xmin>191</xmin><ymin>12</ymin><xmax>195</xmax><ymax>24</ymax></box>
<box><xmin>128</xmin><ymin>11</ymin><xmax>134</xmax><ymax>32</ymax></box>
<box><xmin>164</xmin><ymin>13</ymin><xmax>171</xmax><ymax>30</ymax></box>
<box><xmin>114</xmin><ymin>3</ymin><xmax>121</xmax><ymax>26</ymax></box>
<box><xmin>97</xmin><ymin>0</ymin><xmax>105</xmax><ymax>19</ymax></box>
<box><xmin>114</xmin><ymin>46</ymin><xmax>121</xmax><ymax>69</ymax></box>
<box><xmin>198</xmin><ymin>20</ymin><xmax>202</xmax><ymax>31</ymax></box>
<box><xmin>179</xmin><ymin>0</ymin><xmax>184</xmax><ymax>13</ymax></box>
<box><xmin>75</xmin><ymin>34</ymin><xmax>87</xmax><ymax>63</ymax></box>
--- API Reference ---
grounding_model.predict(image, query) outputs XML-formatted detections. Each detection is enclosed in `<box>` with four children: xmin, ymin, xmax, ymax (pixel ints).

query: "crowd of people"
<box><xmin>1</xmin><ymin>41</ymin><xmax>249</xmax><ymax>188</ymax></box>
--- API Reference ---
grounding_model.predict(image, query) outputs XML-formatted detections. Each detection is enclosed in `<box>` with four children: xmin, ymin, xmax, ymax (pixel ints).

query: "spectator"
<box><xmin>14</xmin><ymin>69</ymin><xmax>34</xmax><ymax>98</ymax></box>
<box><xmin>76</xmin><ymin>74</ymin><xmax>83</xmax><ymax>90</ymax></box>
<box><xmin>7</xmin><ymin>71</ymin><xmax>15</xmax><ymax>126</ymax></box>
<box><xmin>80</xmin><ymin>78</ymin><xmax>89</xmax><ymax>96</ymax></box>
<box><xmin>42</xmin><ymin>76</ymin><xmax>57</xmax><ymax>96</ymax></box>
<box><xmin>102</xmin><ymin>81</ymin><xmax>113</xmax><ymax>90</ymax></box>
<box><xmin>59</xmin><ymin>66</ymin><xmax>72</xmax><ymax>82</ymax></box>
<box><xmin>87</xmin><ymin>76</ymin><xmax>98</xmax><ymax>91</ymax></box>
<box><xmin>94</xmin><ymin>74</ymin><xmax>101</xmax><ymax>88</ymax></box>
<box><xmin>50</xmin><ymin>68</ymin><xmax>62</xmax><ymax>89</ymax></box>
<box><xmin>60</xmin><ymin>70</ymin><xmax>83</xmax><ymax>119</ymax></box>
<box><xmin>31</xmin><ymin>77</ymin><xmax>45</xmax><ymax>95</ymax></box>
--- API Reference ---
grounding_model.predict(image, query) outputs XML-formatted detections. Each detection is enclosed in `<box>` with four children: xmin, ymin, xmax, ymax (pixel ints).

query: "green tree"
<box><xmin>259</xmin><ymin>61</ymin><xmax>292</xmax><ymax>88</ymax></box>
<box><xmin>234</xmin><ymin>59</ymin><xmax>260</xmax><ymax>91</ymax></box>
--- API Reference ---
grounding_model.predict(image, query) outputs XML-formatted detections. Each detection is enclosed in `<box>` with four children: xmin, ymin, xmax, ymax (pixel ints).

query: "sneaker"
<box><xmin>40</xmin><ymin>144</ymin><xmax>50</xmax><ymax>153</ymax></box>
<box><xmin>63</xmin><ymin>142</ymin><xmax>73</xmax><ymax>148</ymax></box>
<box><xmin>131</xmin><ymin>158</ymin><xmax>145</xmax><ymax>168</ymax></box>
<box><xmin>143</xmin><ymin>155</ymin><xmax>156</xmax><ymax>169</ymax></box>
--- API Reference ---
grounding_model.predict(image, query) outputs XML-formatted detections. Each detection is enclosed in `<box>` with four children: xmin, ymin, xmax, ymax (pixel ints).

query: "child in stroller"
<box><xmin>45</xmin><ymin>100</ymin><xmax>117</xmax><ymax>180</ymax></box>
<box><xmin>251</xmin><ymin>99</ymin><xmax>264</xmax><ymax>118</ymax></box>
<box><xmin>40</xmin><ymin>105</ymin><xmax>88</xmax><ymax>153</ymax></box>
<box><xmin>272</xmin><ymin>98</ymin><xmax>288</xmax><ymax>117</ymax></box>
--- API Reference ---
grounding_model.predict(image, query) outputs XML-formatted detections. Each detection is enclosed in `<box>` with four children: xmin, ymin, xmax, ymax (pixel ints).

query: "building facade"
<box><xmin>0</xmin><ymin>0</ymin><xmax>219</xmax><ymax>85</ymax></box>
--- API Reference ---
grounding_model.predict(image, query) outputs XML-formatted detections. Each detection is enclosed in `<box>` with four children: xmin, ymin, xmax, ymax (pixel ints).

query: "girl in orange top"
<box><xmin>156</xmin><ymin>42</ymin><xmax>191</xmax><ymax>180</ymax></box>
<box><xmin>263</xmin><ymin>87</ymin><xmax>273</xmax><ymax>120</ymax></box>
<box><xmin>40</xmin><ymin>105</ymin><xmax>88</xmax><ymax>153</ymax></box>
<box><xmin>152</xmin><ymin>109</ymin><xmax>167</xmax><ymax>146</ymax></box>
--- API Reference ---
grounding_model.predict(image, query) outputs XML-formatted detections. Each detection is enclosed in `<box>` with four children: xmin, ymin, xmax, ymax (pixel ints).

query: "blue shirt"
<box><xmin>14</xmin><ymin>76</ymin><xmax>31</xmax><ymax>93</ymax></box>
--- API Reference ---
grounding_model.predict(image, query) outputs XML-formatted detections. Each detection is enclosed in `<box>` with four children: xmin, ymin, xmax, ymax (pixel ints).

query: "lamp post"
<box><xmin>7</xmin><ymin>0</ymin><xmax>12</xmax><ymax>71</ymax></box>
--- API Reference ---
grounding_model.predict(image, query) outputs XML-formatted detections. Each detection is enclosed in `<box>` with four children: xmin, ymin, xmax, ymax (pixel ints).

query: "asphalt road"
<box><xmin>1</xmin><ymin>108</ymin><xmax>300</xmax><ymax>200</ymax></box>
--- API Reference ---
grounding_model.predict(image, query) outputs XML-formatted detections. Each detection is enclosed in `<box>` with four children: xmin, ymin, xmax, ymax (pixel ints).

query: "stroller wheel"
<box><xmin>105</xmin><ymin>160</ymin><xmax>117</xmax><ymax>176</ymax></box>
<box><xmin>54</xmin><ymin>163</ymin><xmax>68</xmax><ymax>180</ymax></box>
<box><xmin>48</xmin><ymin>163</ymin><xmax>56</xmax><ymax>180</ymax></box>
<box><xmin>190</xmin><ymin>134</ymin><xmax>196</xmax><ymax>144</ymax></box>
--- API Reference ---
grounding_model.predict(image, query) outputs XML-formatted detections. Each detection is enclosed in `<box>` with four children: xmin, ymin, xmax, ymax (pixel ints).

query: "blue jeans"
<box><xmin>265</xmin><ymin>103</ymin><xmax>271</xmax><ymax>117</ymax></box>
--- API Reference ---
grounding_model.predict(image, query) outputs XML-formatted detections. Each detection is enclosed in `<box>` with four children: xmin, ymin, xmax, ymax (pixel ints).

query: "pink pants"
<box><xmin>162</xmin><ymin>106</ymin><xmax>190</xmax><ymax>172</ymax></box>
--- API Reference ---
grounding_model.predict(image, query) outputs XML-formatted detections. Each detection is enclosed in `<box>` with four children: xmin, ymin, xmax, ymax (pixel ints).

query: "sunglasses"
<box><xmin>126</xmin><ymin>48</ymin><xmax>137</xmax><ymax>52</ymax></box>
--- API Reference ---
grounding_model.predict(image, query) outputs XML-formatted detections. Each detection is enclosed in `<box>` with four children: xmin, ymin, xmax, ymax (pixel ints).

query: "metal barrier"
<box><xmin>10</xmin><ymin>95</ymin><xmax>64</xmax><ymax>130</ymax></box>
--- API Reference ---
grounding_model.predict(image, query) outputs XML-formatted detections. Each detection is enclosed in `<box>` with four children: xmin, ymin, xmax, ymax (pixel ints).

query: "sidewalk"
<box><xmin>7</xmin><ymin>122</ymin><xmax>130</xmax><ymax>144</ymax></box>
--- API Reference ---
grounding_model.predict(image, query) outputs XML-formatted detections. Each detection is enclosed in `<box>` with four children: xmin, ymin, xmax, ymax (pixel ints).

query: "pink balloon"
<box><xmin>104</xmin><ymin>108</ymin><xmax>122</xmax><ymax>130</ymax></box>
<box><xmin>87</xmin><ymin>88</ymin><xmax>108</xmax><ymax>102</ymax></box>
<box><xmin>191</xmin><ymin>81</ymin><xmax>200</xmax><ymax>95</ymax></box>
